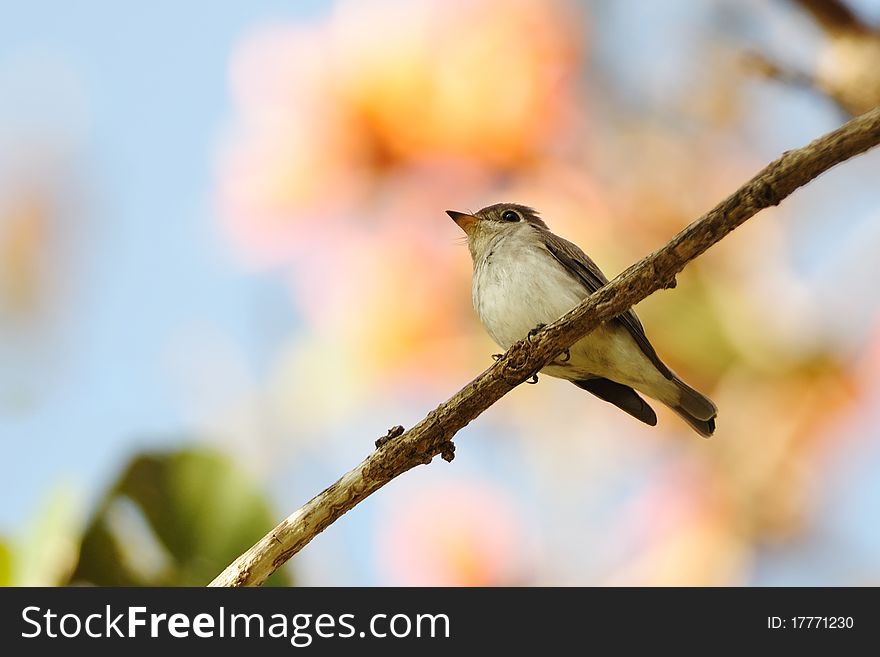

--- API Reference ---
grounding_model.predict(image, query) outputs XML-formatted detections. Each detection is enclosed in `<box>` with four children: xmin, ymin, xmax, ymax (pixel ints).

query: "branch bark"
<box><xmin>210</xmin><ymin>107</ymin><xmax>880</xmax><ymax>587</ymax></box>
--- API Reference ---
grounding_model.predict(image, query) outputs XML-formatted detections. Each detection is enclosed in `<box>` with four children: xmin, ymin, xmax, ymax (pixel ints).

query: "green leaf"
<box><xmin>14</xmin><ymin>484</ymin><xmax>83</xmax><ymax>586</ymax></box>
<box><xmin>70</xmin><ymin>447</ymin><xmax>292</xmax><ymax>586</ymax></box>
<box><xmin>0</xmin><ymin>540</ymin><xmax>11</xmax><ymax>586</ymax></box>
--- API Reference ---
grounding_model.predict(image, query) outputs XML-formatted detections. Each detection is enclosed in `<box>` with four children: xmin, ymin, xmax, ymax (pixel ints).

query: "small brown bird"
<box><xmin>448</xmin><ymin>203</ymin><xmax>717</xmax><ymax>437</ymax></box>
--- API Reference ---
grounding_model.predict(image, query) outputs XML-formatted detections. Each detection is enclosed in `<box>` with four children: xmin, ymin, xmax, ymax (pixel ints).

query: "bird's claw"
<box><xmin>526</xmin><ymin>374</ymin><xmax>539</xmax><ymax>384</ymax></box>
<box><xmin>491</xmin><ymin>353</ymin><xmax>503</xmax><ymax>361</ymax></box>
<box><xmin>559</xmin><ymin>348</ymin><xmax>571</xmax><ymax>363</ymax></box>
<box><xmin>527</xmin><ymin>323</ymin><xmax>546</xmax><ymax>342</ymax></box>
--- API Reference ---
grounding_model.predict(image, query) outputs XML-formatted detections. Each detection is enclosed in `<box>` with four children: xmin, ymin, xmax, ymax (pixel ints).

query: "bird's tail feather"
<box><xmin>570</xmin><ymin>373</ymin><xmax>717</xmax><ymax>438</ymax></box>
<box><xmin>670</xmin><ymin>405</ymin><xmax>716</xmax><ymax>438</ymax></box>
<box><xmin>669</xmin><ymin>374</ymin><xmax>717</xmax><ymax>438</ymax></box>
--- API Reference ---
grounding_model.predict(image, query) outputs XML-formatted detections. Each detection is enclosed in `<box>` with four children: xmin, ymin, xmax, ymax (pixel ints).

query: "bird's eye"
<box><xmin>501</xmin><ymin>210</ymin><xmax>520</xmax><ymax>222</ymax></box>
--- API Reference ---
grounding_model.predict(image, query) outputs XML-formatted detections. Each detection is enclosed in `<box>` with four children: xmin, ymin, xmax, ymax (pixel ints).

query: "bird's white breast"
<box><xmin>472</xmin><ymin>230</ymin><xmax>586</xmax><ymax>350</ymax></box>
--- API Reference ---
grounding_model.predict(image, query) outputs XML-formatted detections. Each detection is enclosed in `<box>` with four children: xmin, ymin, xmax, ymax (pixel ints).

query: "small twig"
<box><xmin>209</xmin><ymin>107</ymin><xmax>880</xmax><ymax>588</ymax></box>
<box><xmin>791</xmin><ymin>0</ymin><xmax>870</xmax><ymax>35</ymax></box>
<box><xmin>740</xmin><ymin>51</ymin><xmax>818</xmax><ymax>89</ymax></box>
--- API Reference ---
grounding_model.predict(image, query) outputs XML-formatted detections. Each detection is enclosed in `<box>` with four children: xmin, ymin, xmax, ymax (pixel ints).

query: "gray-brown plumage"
<box><xmin>448</xmin><ymin>203</ymin><xmax>717</xmax><ymax>437</ymax></box>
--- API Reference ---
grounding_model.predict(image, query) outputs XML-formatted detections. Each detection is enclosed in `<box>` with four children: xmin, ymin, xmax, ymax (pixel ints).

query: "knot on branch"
<box><xmin>440</xmin><ymin>441</ymin><xmax>456</xmax><ymax>462</ymax></box>
<box><xmin>375</xmin><ymin>424</ymin><xmax>404</xmax><ymax>449</ymax></box>
<box><xmin>754</xmin><ymin>179</ymin><xmax>782</xmax><ymax>208</ymax></box>
<box><xmin>660</xmin><ymin>269</ymin><xmax>678</xmax><ymax>290</ymax></box>
<box><xmin>652</xmin><ymin>261</ymin><xmax>677</xmax><ymax>289</ymax></box>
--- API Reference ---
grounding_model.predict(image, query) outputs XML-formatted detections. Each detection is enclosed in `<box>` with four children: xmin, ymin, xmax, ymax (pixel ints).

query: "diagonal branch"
<box><xmin>210</xmin><ymin>107</ymin><xmax>880</xmax><ymax>587</ymax></box>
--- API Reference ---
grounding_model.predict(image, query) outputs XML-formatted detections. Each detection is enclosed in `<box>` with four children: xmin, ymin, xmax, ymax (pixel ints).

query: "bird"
<box><xmin>447</xmin><ymin>202</ymin><xmax>717</xmax><ymax>437</ymax></box>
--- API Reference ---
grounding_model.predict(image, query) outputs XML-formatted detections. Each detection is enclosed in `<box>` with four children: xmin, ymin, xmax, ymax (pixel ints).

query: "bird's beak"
<box><xmin>446</xmin><ymin>210</ymin><xmax>479</xmax><ymax>234</ymax></box>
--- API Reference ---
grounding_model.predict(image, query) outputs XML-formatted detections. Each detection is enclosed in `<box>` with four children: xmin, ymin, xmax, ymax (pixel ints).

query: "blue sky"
<box><xmin>0</xmin><ymin>1</ymin><xmax>330</xmax><ymax>531</ymax></box>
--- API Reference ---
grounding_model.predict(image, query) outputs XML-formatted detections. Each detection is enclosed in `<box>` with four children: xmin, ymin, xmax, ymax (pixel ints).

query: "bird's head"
<box><xmin>447</xmin><ymin>203</ymin><xmax>548</xmax><ymax>260</ymax></box>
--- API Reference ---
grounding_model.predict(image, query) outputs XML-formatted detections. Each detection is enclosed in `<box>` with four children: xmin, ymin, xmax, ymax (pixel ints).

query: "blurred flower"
<box><xmin>217</xmin><ymin>23</ymin><xmax>368</xmax><ymax>266</ymax></box>
<box><xmin>217</xmin><ymin>0</ymin><xmax>581</xmax><ymax>270</ymax></box>
<box><xmin>0</xmin><ymin>189</ymin><xmax>50</xmax><ymax>321</ymax></box>
<box><xmin>215</xmin><ymin>0</ymin><xmax>584</xmax><ymax>389</ymax></box>
<box><xmin>0</xmin><ymin>49</ymin><xmax>90</xmax><ymax>410</ymax></box>
<box><xmin>330</xmin><ymin>0</ymin><xmax>580</xmax><ymax>168</ymax></box>
<box><xmin>604</xmin><ymin>459</ymin><xmax>749</xmax><ymax>586</ymax></box>
<box><xmin>374</xmin><ymin>478</ymin><xmax>533</xmax><ymax>585</ymax></box>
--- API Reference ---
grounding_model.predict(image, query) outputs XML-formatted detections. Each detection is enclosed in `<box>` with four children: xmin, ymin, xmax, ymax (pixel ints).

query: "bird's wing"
<box><xmin>540</xmin><ymin>228</ymin><xmax>673</xmax><ymax>380</ymax></box>
<box><xmin>571</xmin><ymin>378</ymin><xmax>658</xmax><ymax>426</ymax></box>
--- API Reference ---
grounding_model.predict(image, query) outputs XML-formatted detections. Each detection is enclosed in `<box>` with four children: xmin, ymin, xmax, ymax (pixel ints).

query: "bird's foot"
<box><xmin>558</xmin><ymin>348</ymin><xmax>571</xmax><ymax>363</ymax></box>
<box><xmin>526</xmin><ymin>373</ymin><xmax>539</xmax><ymax>384</ymax></box>
<box><xmin>491</xmin><ymin>353</ymin><xmax>503</xmax><ymax>361</ymax></box>
<box><xmin>527</xmin><ymin>323</ymin><xmax>546</xmax><ymax>342</ymax></box>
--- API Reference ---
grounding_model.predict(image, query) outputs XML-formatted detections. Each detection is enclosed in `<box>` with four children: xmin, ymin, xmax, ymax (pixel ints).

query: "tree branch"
<box><xmin>751</xmin><ymin>1</ymin><xmax>880</xmax><ymax>117</ymax></box>
<box><xmin>791</xmin><ymin>0</ymin><xmax>870</xmax><ymax>35</ymax></box>
<box><xmin>741</xmin><ymin>51</ymin><xmax>819</xmax><ymax>90</ymax></box>
<box><xmin>209</xmin><ymin>107</ymin><xmax>880</xmax><ymax>587</ymax></box>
